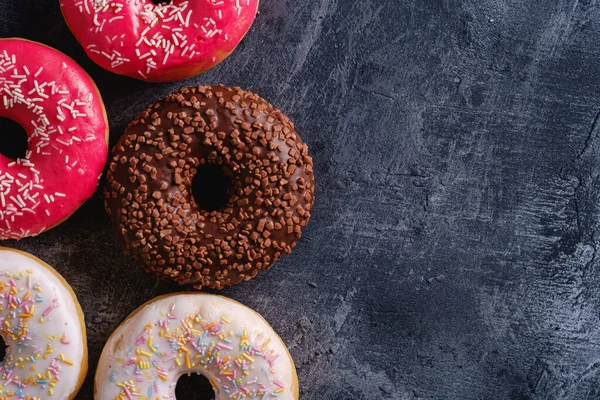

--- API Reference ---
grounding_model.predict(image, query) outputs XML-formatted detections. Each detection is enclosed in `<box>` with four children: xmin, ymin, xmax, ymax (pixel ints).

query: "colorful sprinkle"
<box><xmin>103</xmin><ymin>299</ymin><xmax>289</xmax><ymax>400</ymax></box>
<box><xmin>0</xmin><ymin>269</ymin><xmax>75</xmax><ymax>399</ymax></box>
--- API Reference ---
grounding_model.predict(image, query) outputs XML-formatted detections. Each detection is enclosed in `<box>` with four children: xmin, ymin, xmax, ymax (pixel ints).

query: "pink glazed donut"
<box><xmin>60</xmin><ymin>0</ymin><xmax>260</xmax><ymax>82</ymax></box>
<box><xmin>0</xmin><ymin>39</ymin><xmax>108</xmax><ymax>240</ymax></box>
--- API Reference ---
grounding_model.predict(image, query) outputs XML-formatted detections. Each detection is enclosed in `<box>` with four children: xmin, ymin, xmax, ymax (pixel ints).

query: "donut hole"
<box><xmin>0</xmin><ymin>117</ymin><xmax>28</xmax><ymax>160</ymax></box>
<box><xmin>150</xmin><ymin>0</ymin><xmax>172</xmax><ymax>5</ymax></box>
<box><xmin>192</xmin><ymin>164</ymin><xmax>232</xmax><ymax>212</ymax></box>
<box><xmin>175</xmin><ymin>372</ymin><xmax>215</xmax><ymax>399</ymax></box>
<box><xmin>0</xmin><ymin>337</ymin><xmax>6</xmax><ymax>362</ymax></box>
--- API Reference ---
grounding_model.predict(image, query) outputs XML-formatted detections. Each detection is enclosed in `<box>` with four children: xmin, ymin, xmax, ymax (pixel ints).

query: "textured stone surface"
<box><xmin>3</xmin><ymin>0</ymin><xmax>600</xmax><ymax>399</ymax></box>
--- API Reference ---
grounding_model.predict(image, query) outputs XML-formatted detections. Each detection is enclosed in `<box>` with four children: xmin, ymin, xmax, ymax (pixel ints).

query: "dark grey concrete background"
<box><xmin>4</xmin><ymin>0</ymin><xmax>600</xmax><ymax>399</ymax></box>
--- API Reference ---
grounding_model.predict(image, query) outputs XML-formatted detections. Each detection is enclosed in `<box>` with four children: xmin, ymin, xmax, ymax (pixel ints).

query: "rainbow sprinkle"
<box><xmin>0</xmin><ymin>270</ymin><xmax>73</xmax><ymax>399</ymax></box>
<box><xmin>108</xmin><ymin>303</ymin><xmax>286</xmax><ymax>400</ymax></box>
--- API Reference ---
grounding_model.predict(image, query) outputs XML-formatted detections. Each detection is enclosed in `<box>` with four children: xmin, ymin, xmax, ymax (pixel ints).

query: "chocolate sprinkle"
<box><xmin>104</xmin><ymin>85</ymin><xmax>315</xmax><ymax>289</ymax></box>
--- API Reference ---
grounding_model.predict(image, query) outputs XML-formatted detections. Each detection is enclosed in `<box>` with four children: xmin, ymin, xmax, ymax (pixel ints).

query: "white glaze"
<box><xmin>95</xmin><ymin>294</ymin><xmax>297</xmax><ymax>400</ymax></box>
<box><xmin>0</xmin><ymin>248</ymin><xmax>86</xmax><ymax>399</ymax></box>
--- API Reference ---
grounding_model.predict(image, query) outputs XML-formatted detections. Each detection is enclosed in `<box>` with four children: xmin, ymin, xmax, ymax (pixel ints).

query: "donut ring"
<box><xmin>0</xmin><ymin>39</ymin><xmax>108</xmax><ymax>240</ymax></box>
<box><xmin>0</xmin><ymin>247</ymin><xmax>87</xmax><ymax>400</ymax></box>
<box><xmin>104</xmin><ymin>85</ymin><xmax>314</xmax><ymax>289</ymax></box>
<box><xmin>95</xmin><ymin>293</ymin><xmax>298</xmax><ymax>399</ymax></box>
<box><xmin>60</xmin><ymin>0</ymin><xmax>259</xmax><ymax>82</ymax></box>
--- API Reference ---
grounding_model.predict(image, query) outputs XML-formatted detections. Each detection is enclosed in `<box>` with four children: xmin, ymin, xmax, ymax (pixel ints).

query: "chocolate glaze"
<box><xmin>105</xmin><ymin>85</ymin><xmax>314</xmax><ymax>289</ymax></box>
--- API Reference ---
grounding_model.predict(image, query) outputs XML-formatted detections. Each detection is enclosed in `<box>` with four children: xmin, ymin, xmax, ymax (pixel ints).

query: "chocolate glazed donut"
<box><xmin>105</xmin><ymin>85</ymin><xmax>314</xmax><ymax>289</ymax></box>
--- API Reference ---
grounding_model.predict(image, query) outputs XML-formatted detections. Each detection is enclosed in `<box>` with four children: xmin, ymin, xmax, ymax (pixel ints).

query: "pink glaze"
<box><xmin>60</xmin><ymin>0</ymin><xmax>259</xmax><ymax>82</ymax></box>
<box><xmin>0</xmin><ymin>39</ymin><xmax>108</xmax><ymax>240</ymax></box>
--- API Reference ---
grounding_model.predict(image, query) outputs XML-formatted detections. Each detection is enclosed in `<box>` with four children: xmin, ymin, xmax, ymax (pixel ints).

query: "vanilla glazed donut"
<box><xmin>95</xmin><ymin>293</ymin><xmax>298</xmax><ymax>400</ymax></box>
<box><xmin>60</xmin><ymin>0</ymin><xmax>259</xmax><ymax>82</ymax></box>
<box><xmin>0</xmin><ymin>247</ymin><xmax>87</xmax><ymax>399</ymax></box>
<box><xmin>0</xmin><ymin>39</ymin><xmax>108</xmax><ymax>240</ymax></box>
<box><xmin>104</xmin><ymin>85</ymin><xmax>314</xmax><ymax>289</ymax></box>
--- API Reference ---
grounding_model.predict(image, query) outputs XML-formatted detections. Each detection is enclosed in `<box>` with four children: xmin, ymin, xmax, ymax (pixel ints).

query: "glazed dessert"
<box><xmin>0</xmin><ymin>247</ymin><xmax>87</xmax><ymax>400</ymax></box>
<box><xmin>105</xmin><ymin>85</ymin><xmax>314</xmax><ymax>289</ymax></box>
<box><xmin>60</xmin><ymin>0</ymin><xmax>260</xmax><ymax>82</ymax></box>
<box><xmin>95</xmin><ymin>293</ymin><xmax>298</xmax><ymax>399</ymax></box>
<box><xmin>0</xmin><ymin>38</ymin><xmax>108</xmax><ymax>240</ymax></box>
